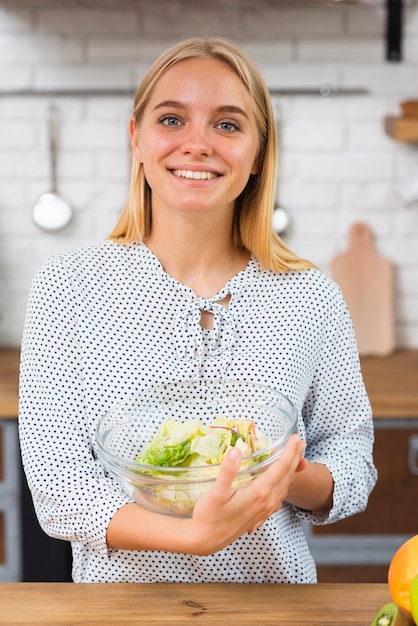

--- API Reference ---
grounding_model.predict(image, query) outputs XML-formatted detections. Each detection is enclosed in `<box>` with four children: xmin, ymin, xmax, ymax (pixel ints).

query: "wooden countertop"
<box><xmin>0</xmin><ymin>583</ymin><xmax>391</xmax><ymax>624</ymax></box>
<box><xmin>0</xmin><ymin>347</ymin><xmax>20</xmax><ymax>419</ymax></box>
<box><xmin>360</xmin><ymin>349</ymin><xmax>418</xmax><ymax>418</ymax></box>
<box><xmin>1</xmin><ymin>347</ymin><xmax>417</xmax><ymax>420</ymax></box>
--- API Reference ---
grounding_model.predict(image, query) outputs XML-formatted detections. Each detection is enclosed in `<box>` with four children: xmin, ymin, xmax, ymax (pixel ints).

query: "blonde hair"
<box><xmin>108</xmin><ymin>37</ymin><xmax>315</xmax><ymax>272</ymax></box>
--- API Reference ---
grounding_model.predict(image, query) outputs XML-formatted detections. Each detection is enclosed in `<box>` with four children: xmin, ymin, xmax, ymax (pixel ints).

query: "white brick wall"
<box><xmin>0</xmin><ymin>0</ymin><xmax>417</xmax><ymax>347</ymax></box>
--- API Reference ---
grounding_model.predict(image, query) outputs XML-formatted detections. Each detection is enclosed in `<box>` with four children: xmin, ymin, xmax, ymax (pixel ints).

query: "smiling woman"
<box><xmin>108</xmin><ymin>37</ymin><xmax>312</xmax><ymax>273</ymax></box>
<box><xmin>18</xmin><ymin>36</ymin><xmax>376</xmax><ymax>585</ymax></box>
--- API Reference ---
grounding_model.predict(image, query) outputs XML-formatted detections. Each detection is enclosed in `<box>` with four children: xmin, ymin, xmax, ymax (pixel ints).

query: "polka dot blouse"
<box><xmin>18</xmin><ymin>241</ymin><xmax>377</xmax><ymax>583</ymax></box>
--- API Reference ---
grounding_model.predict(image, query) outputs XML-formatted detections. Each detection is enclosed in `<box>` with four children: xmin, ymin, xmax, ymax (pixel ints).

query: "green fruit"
<box><xmin>411</xmin><ymin>574</ymin><xmax>418</xmax><ymax>625</ymax></box>
<box><xmin>370</xmin><ymin>602</ymin><xmax>415</xmax><ymax>626</ymax></box>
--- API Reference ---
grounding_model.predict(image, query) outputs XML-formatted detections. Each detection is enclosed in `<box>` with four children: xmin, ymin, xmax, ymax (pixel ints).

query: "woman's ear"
<box><xmin>250</xmin><ymin>150</ymin><xmax>260</xmax><ymax>175</ymax></box>
<box><xmin>129</xmin><ymin>117</ymin><xmax>143</xmax><ymax>163</ymax></box>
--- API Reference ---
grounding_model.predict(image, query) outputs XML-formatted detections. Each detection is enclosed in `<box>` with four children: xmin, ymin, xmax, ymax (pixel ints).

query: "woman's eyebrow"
<box><xmin>217</xmin><ymin>105</ymin><xmax>250</xmax><ymax>119</ymax></box>
<box><xmin>152</xmin><ymin>100</ymin><xmax>250</xmax><ymax>119</ymax></box>
<box><xmin>152</xmin><ymin>100</ymin><xmax>185</xmax><ymax>112</ymax></box>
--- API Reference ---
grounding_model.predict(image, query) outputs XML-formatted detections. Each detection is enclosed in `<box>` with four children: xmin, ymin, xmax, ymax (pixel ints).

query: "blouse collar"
<box><xmin>139</xmin><ymin>243</ymin><xmax>261</xmax><ymax>379</ymax></box>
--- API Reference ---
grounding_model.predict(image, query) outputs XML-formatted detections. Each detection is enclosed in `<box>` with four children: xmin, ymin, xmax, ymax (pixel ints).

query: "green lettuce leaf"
<box><xmin>136</xmin><ymin>438</ymin><xmax>191</xmax><ymax>467</ymax></box>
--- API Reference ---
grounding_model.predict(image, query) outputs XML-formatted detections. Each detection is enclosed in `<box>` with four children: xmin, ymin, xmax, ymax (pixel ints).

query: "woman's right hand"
<box><xmin>185</xmin><ymin>433</ymin><xmax>307</xmax><ymax>555</ymax></box>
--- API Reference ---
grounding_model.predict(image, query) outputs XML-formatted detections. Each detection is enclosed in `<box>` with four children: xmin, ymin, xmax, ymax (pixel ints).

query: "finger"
<box><xmin>247</xmin><ymin>435</ymin><xmax>305</xmax><ymax>514</ymax></box>
<box><xmin>248</xmin><ymin>520</ymin><xmax>265</xmax><ymax>533</ymax></box>
<box><xmin>253</xmin><ymin>520</ymin><xmax>266</xmax><ymax>532</ymax></box>
<box><xmin>285</xmin><ymin>435</ymin><xmax>306</xmax><ymax>469</ymax></box>
<box><xmin>295</xmin><ymin>456</ymin><xmax>309</xmax><ymax>473</ymax></box>
<box><xmin>263</xmin><ymin>434</ymin><xmax>305</xmax><ymax>481</ymax></box>
<box><xmin>286</xmin><ymin>433</ymin><xmax>306</xmax><ymax>457</ymax></box>
<box><xmin>209</xmin><ymin>446</ymin><xmax>242</xmax><ymax>501</ymax></box>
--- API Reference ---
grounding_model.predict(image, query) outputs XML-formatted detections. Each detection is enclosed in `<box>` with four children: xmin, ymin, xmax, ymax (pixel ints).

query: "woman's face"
<box><xmin>131</xmin><ymin>57</ymin><xmax>260</xmax><ymax>223</ymax></box>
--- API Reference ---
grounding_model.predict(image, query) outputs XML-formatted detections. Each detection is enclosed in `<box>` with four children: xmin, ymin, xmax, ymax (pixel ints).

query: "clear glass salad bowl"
<box><xmin>96</xmin><ymin>380</ymin><xmax>298</xmax><ymax>518</ymax></box>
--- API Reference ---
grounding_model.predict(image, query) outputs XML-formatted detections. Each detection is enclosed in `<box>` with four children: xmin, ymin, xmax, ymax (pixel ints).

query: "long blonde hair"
<box><xmin>108</xmin><ymin>37</ymin><xmax>315</xmax><ymax>272</ymax></box>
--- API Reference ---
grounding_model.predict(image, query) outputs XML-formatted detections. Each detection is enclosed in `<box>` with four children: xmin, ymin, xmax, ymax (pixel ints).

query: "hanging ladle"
<box><xmin>272</xmin><ymin>105</ymin><xmax>290</xmax><ymax>236</ymax></box>
<box><xmin>32</xmin><ymin>102</ymin><xmax>73</xmax><ymax>232</ymax></box>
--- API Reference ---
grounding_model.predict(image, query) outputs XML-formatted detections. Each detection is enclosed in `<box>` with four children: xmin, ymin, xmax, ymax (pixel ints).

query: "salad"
<box><xmin>135</xmin><ymin>415</ymin><xmax>270</xmax><ymax>468</ymax></box>
<box><xmin>131</xmin><ymin>416</ymin><xmax>271</xmax><ymax>516</ymax></box>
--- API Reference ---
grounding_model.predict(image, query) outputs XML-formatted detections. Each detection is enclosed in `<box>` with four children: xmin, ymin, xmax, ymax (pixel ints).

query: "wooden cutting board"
<box><xmin>331</xmin><ymin>222</ymin><xmax>396</xmax><ymax>357</ymax></box>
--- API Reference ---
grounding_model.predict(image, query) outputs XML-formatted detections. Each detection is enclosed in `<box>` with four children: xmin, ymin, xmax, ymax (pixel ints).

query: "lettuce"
<box><xmin>136</xmin><ymin>438</ymin><xmax>192</xmax><ymax>467</ymax></box>
<box><xmin>135</xmin><ymin>415</ymin><xmax>268</xmax><ymax>468</ymax></box>
<box><xmin>132</xmin><ymin>415</ymin><xmax>270</xmax><ymax>516</ymax></box>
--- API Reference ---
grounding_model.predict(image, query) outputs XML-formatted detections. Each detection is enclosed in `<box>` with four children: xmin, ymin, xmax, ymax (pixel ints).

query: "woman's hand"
<box><xmin>185</xmin><ymin>433</ymin><xmax>307</xmax><ymax>556</ymax></box>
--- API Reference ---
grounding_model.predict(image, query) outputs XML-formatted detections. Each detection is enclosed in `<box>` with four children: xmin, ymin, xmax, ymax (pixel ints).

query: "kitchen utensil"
<box><xmin>32</xmin><ymin>103</ymin><xmax>73</xmax><ymax>232</ymax></box>
<box><xmin>96</xmin><ymin>379</ymin><xmax>297</xmax><ymax>518</ymax></box>
<box><xmin>331</xmin><ymin>222</ymin><xmax>395</xmax><ymax>357</ymax></box>
<box><xmin>272</xmin><ymin>106</ymin><xmax>290</xmax><ymax>235</ymax></box>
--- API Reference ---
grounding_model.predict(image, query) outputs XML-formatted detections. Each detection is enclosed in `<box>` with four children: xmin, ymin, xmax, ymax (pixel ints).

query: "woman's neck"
<box><xmin>145</xmin><ymin>234</ymin><xmax>249</xmax><ymax>299</ymax></box>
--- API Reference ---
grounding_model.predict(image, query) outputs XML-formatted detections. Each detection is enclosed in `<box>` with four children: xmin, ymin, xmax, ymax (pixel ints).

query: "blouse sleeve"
<box><xmin>18</xmin><ymin>256</ymin><xmax>131</xmax><ymax>557</ymax></box>
<box><xmin>295</xmin><ymin>282</ymin><xmax>378</xmax><ymax>526</ymax></box>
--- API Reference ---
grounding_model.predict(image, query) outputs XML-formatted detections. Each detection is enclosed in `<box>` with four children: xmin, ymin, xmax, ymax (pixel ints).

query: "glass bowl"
<box><xmin>96</xmin><ymin>380</ymin><xmax>298</xmax><ymax>518</ymax></box>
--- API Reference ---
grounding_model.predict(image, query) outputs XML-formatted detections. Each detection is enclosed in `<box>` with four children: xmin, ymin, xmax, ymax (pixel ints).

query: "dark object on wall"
<box><xmin>386</xmin><ymin>0</ymin><xmax>403</xmax><ymax>62</ymax></box>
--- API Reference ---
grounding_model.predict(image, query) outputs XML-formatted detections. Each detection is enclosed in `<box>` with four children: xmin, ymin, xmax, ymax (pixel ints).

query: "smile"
<box><xmin>172</xmin><ymin>169</ymin><xmax>219</xmax><ymax>180</ymax></box>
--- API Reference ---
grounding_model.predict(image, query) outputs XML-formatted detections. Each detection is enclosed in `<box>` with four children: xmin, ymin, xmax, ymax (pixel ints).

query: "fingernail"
<box><xmin>228</xmin><ymin>447</ymin><xmax>241</xmax><ymax>461</ymax></box>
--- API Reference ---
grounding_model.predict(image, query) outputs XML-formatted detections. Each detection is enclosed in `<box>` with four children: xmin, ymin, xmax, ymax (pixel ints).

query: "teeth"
<box><xmin>173</xmin><ymin>169</ymin><xmax>218</xmax><ymax>180</ymax></box>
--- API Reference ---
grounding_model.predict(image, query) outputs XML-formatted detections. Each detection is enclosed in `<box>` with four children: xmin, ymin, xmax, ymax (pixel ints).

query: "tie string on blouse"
<box><xmin>175</xmin><ymin>296</ymin><xmax>236</xmax><ymax>376</ymax></box>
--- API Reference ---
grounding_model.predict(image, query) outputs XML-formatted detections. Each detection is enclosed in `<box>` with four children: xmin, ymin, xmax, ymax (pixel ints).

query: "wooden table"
<box><xmin>0</xmin><ymin>583</ymin><xmax>391</xmax><ymax>624</ymax></box>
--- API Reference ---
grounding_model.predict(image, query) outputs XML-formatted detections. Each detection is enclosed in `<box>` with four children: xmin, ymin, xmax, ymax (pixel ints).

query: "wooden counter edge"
<box><xmin>0</xmin><ymin>583</ymin><xmax>392</xmax><ymax>625</ymax></box>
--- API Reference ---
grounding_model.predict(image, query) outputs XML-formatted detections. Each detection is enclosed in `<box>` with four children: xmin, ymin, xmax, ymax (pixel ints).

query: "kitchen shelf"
<box><xmin>0</xmin><ymin>87</ymin><xmax>369</xmax><ymax>99</ymax></box>
<box><xmin>384</xmin><ymin>115</ymin><xmax>418</xmax><ymax>142</ymax></box>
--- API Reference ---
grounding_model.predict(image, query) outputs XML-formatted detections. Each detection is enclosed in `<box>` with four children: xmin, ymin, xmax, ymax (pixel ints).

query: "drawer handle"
<box><xmin>408</xmin><ymin>435</ymin><xmax>418</xmax><ymax>476</ymax></box>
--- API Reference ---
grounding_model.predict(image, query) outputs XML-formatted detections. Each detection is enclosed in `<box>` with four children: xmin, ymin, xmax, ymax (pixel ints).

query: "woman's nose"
<box><xmin>180</xmin><ymin>125</ymin><xmax>213</xmax><ymax>157</ymax></box>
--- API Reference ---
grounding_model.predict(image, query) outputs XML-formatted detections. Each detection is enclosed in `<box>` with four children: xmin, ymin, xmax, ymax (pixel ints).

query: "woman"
<box><xmin>19</xmin><ymin>37</ymin><xmax>377</xmax><ymax>583</ymax></box>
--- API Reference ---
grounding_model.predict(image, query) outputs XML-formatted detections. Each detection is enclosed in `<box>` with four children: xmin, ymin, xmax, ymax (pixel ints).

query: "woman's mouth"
<box><xmin>172</xmin><ymin>169</ymin><xmax>219</xmax><ymax>180</ymax></box>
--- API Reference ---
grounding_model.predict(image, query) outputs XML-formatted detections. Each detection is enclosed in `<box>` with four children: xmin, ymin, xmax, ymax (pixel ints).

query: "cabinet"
<box><xmin>0</xmin><ymin>348</ymin><xmax>72</xmax><ymax>582</ymax></box>
<box><xmin>0</xmin><ymin>419</ymin><xmax>21</xmax><ymax>582</ymax></box>
<box><xmin>0</xmin><ymin>349</ymin><xmax>21</xmax><ymax>581</ymax></box>
<box><xmin>314</xmin><ymin>424</ymin><xmax>418</xmax><ymax>537</ymax></box>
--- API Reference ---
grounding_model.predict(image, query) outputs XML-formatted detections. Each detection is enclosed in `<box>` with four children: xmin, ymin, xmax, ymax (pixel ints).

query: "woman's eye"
<box><xmin>161</xmin><ymin>116</ymin><xmax>181</xmax><ymax>127</ymax></box>
<box><xmin>218</xmin><ymin>121</ymin><xmax>239</xmax><ymax>132</ymax></box>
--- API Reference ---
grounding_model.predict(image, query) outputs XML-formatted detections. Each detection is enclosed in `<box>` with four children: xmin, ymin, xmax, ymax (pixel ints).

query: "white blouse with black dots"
<box><xmin>18</xmin><ymin>241</ymin><xmax>377</xmax><ymax>583</ymax></box>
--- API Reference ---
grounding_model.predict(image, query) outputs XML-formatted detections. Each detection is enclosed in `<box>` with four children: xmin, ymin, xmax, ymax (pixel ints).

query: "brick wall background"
<box><xmin>0</xmin><ymin>0</ymin><xmax>417</xmax><ymax>347</ymax></box>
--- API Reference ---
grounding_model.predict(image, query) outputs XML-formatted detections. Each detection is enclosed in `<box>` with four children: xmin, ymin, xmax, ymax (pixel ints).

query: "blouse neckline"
<box><xmin>138</xmin><ymin>242</ymin><xmax>261</xmax><ymax>302</ymax></box>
